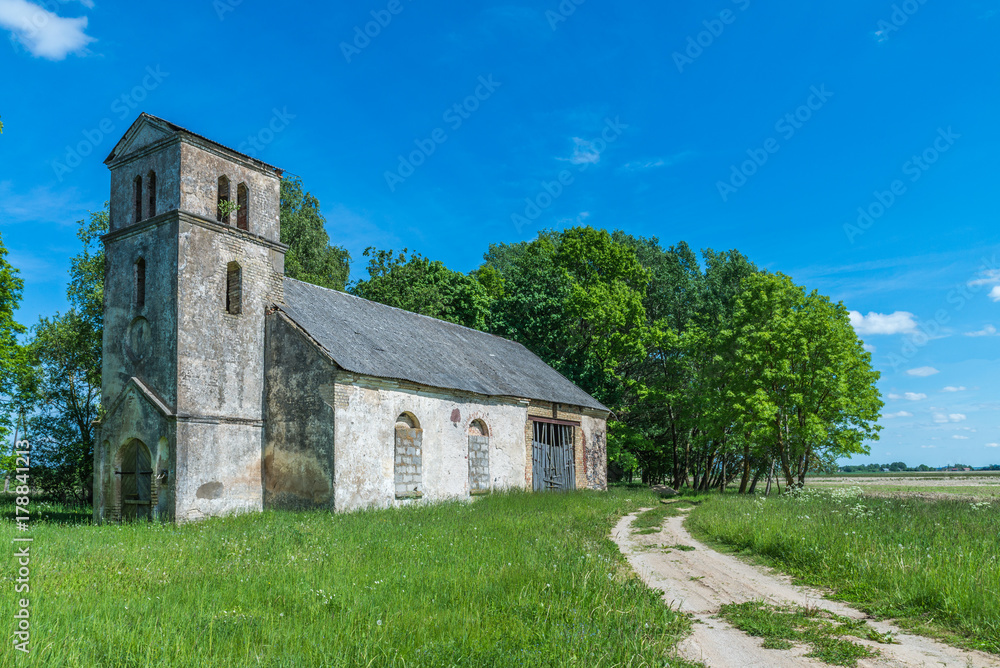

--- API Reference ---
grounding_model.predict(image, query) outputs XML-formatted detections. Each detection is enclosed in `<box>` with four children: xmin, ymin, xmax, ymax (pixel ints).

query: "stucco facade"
<box><xmin>94</xmin><ymin>114</ymin><xmax>608</xmax><ymax>524</ymax></box>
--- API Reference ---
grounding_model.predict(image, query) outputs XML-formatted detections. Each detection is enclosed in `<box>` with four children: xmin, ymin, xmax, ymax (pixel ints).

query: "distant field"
<box><xmin>807</xmin><ymin>472</ymin><xmax>1000</xmax><ymax>498</ymax></box>
<box><xmin>0</xmin><ymin>489</ymin><xmax>695</xmax><ymax>668</ymax></box>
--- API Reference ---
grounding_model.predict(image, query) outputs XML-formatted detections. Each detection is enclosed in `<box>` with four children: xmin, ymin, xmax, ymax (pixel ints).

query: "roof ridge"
<box><xmin>282</xmin><ymin>276</ymin><xmax>529</xmax><ymax>348</ymax></box>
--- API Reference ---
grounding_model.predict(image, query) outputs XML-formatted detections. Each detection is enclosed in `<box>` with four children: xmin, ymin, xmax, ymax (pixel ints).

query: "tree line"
<box><xmin>0</xmin><ymin>177</ymin><xmax>883</xmax><ymax>502</ymax></box>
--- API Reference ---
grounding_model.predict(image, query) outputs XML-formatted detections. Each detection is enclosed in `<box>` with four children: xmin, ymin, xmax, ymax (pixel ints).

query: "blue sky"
<box><xmin>0</xmin><ymin>0</ymin><xmax>998</xmax><ymax>466</ymax></box>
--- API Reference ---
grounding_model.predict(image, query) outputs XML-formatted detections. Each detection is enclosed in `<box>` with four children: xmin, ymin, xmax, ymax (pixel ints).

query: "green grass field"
<box><xmin>685</xmin><ymin>487</ymin><xmax>1000</xmax><ymax>654</ymax></box>
<box><xmin>0</xmin><ymin>489</ymin><xmax>696</xmax><ymax>668</ymax></box>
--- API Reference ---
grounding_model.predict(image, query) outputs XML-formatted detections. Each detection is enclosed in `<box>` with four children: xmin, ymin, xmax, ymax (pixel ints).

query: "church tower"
<box><xmin>94</xmin><ymin>114</ymin><xmax>286</xmax><ymax>523</ymax></box>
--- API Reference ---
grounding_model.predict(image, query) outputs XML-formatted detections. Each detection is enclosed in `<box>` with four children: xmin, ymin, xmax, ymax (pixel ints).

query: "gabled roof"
<box><xmin>277</xmin><ymin>278</ymin><xmax>609</xmax><ymax>412</ymax></box>
<box><xmin>104</xmin><ymin>113</ymin><xmax>283</xmax><ymax>175</ymax></box>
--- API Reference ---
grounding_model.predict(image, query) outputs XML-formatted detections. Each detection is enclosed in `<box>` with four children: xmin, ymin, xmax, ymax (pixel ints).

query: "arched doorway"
<box><xmin>118</xmin><ymin>439</ymin><xmax>153</xmax><ymax>521</ymax></box>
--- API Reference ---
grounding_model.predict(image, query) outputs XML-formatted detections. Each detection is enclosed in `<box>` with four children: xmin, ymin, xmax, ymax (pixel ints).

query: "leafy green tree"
<box><xmin>17</xmin><ymin>207</ymin><xmax>107</xmax><ymax>503</ymax></box>
<box><xmin>280</xmin><ymin>176</ymin><xmax>350</xmax><ymax>290</ymax></box>
<box><xmin>727</xmin><ymin>272</ymin><xmax>883</xmax><ymax>488</ymax></box>
<box><xmin>482</xmin><ymin>227</ymin><xmax>650</xmax><ymax>406</ymax></box>
<box><xmin>351</xmin><ymin>248</ymin><xmax>491</xmax><ymax>330</ymax></box>
<box><xmin>0</xmin><ymin>232</ymin><xmax>27</xmax><ymax>486</ymax></box>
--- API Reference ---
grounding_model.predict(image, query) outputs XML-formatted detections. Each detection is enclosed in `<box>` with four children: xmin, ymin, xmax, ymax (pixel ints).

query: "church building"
<box><xmin>93</xmin><ymin>114</ymin><xmax>609</xmax><ymax>523</ymax></box>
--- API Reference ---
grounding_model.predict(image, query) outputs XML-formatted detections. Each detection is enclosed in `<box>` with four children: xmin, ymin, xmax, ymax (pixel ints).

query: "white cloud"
<box><xmin>942</xmin><ymin>386</ymin><xmax>967</xmax><ymax>392</ymax></box>
<box><xmin>887</xmin><ymin>393</ymin><xmax>901</xmax><ymax>400</ymax></box>
<box><xmin>563</xmin><ymin>137</ymin><xmax>601</xmax><ymax>165</ymax></box>
<box><xmin>953</xmin><ymin>435</ymin><xmax>969</xmax><ymax>440</ymax></box>
<box><xmin>987</xmin><ymin>443</ymin><xmax>999</xmax><ymax>448</ymax></box>
<box><xmin>970</xmin><ymin>269</ymin><xmax>1000</xmax><ymax>302</ymax></box>
<box><xmin>848</xmin><ymin>311</ymin><xmax>917</xmax><ymax>335</ymax></box>
<box><xmin>904</xmin><ymin>392</ymin><xmax>926</xmax><ymax>401</ymax></box>
<box><xmin>949</xmin><ymin>413</ymin><xmax>967</xmax><ymax>422</ymax></box>
<box><xmin>933</xmin><ymin>413</ymin><xmax>966</xmax><ymax>423</ymax></box>
<box><xmin>965</xmin><ymin>325</ymin><xmax>998</xmax><ymax>337</ymax></box>
<box><xmin>921</xmin><ymin>445</ymin><xmax>935</xmax><ymax>449</ymax></box>
<box><xmin>883</xmin><ymin>411</ymin><xmax>912</xmax><ymax>419</ymax></box>
<box><xmin>0</xmin><ymin>0</ymin><xmax>95</xmax><ymax>60</ymax></box>
<box><xmin>907</xmin><ymin>366</ymin><xmax>939</xmax><ymax>377</ymax></box>
<box><xmin>863</xmin><ymin>343</ymin><xmax>876</xmax><ymax>353</ymax></box>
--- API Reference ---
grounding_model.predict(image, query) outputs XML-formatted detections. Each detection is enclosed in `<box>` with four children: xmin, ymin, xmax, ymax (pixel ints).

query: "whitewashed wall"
<box><xmin>333</xmin><ymin>376</ymin><xmax>529</xmax><ymax>512</ymax></box>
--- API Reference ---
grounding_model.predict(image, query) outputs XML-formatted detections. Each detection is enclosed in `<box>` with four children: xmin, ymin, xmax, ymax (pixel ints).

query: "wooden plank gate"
<box><xmin>532</xmin><ymin>420</ymin><xmax>575</xmax><ymax>491</ymax></box>
<box><xmin>118</xmin><ymin>439</ymin><xmax>152</xmax><ymax>521</ymax></box>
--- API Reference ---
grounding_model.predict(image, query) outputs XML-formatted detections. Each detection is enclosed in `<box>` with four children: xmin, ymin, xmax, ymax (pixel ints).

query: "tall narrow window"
<box><xmin>225</xmin><ymin>262</ymin><xmax>242</xmax><ymax>315</ymax></box>
<box><xmin>147</xmin><ymin>171</ymin><xmax>157</xmax><ymax>218</ymax></box>
<box><xmin>468</xmin><ymin>420</ymin><xmax>490</xmax><ymax>496</ymax></box>
<box><xmin>236</xmin><ymin>183</ymin><xmax>249</xmax><ymax>230</ymax></box>
<box><xmin>135</xmin><ymin>258</ymin><xmax>146</xmax><ymax>309</ymax></box>
<box><xmin>133</xmin><ymin>176</ymin><xmax>143</xmax><ymax>223</ymax></box>
<box><xmin>217</xmin><ymin>176</ymin><xmax>231</xmax><ymax>224</ymax></box>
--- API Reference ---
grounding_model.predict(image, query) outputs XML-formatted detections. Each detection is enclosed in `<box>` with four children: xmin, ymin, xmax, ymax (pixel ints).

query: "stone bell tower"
<box><xmin>94</xmin><ymin>113</ymin><xmax>286</xmax><ymax>523</ymax></box>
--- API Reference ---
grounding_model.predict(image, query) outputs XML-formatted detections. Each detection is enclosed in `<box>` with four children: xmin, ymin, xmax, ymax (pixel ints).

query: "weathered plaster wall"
<box><xmin>332</xmin><ymin>376</ymin><xmax>529</xmax><ymax>512</ymax></box>
<box><xmin>109</xmin><ymin>142</ymin><xmax>181</xmax><ymax>231</ymax></box>
<box><xmin>263</xmin><ymin>313</ymin><xmax>336</xmax><ymax>510</ymax></box>
<box><xmin>173</xmin><ymin>420</ymin><xmax>262</xmax><ymax>522</ymax></box>
<box><xmin>178</xmin><ymin>142</ymin><xmax>281</xmax><ymax>242</ymax></box>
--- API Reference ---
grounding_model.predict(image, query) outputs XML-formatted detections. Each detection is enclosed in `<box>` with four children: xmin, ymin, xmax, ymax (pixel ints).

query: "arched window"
<box><xmin>135</xmin><ymin>258</ymin><xmax>146</xmax><ymax>309</ymax></box>
<box><xmin>217</xmin><ymin>176</ymin><xmax>231</xmax><ymax>224</ymax></box>
<box><xmin>225</xmin><ymin>262</ymin><xmax>242</xmax><ymax>315</ymax></box>
<box><xmin>133</xmin><ymin>175</ymin><xmax>143</xmax><ymax>223</ymax></box>
<box><xmin>468</xmin><ymin>420</ymin><xmax>490</xmax><ymax>495</ymax></box>
<box><xmin>236</xmin><ymin>183</ymin><xmax>249</xmax><ymax>231</ymax></box>
<box><xmin>147</xmin><ymin>171</ymin><xmax>157</xmax><ymax>218</ymax></box>
<box><xmin>394</xmin><ymin>413</ymin><xmax>423</xmax><ymax>499</ymax></box>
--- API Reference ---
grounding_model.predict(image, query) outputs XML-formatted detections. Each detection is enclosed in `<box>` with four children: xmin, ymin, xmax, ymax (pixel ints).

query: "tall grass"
<box><xmin>686</xmin><ymin>488</ymin><xmax>1000</xmax><ymax>653</ymax></box>
<box><xmin>0</xmin><ymin>489</ymin><xmax>695</xmax><ymax>667</ymax></box>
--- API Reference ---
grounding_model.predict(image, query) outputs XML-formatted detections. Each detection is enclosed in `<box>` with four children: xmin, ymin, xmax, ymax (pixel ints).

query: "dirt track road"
<box><xmin>612</xmin><ymin>509</ymin><xmax>998</xmax><ymax>668</ymax></box>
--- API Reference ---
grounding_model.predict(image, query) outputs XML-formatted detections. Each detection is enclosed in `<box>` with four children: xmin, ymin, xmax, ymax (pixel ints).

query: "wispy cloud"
<box><xmin>969</xmin><ymin>268</ymin><xmax>1000</xmax><ymax>301</ymax></box>
<box><xmin>987</xmin><ymin>443</ymin><xmax>999</xmax><ymax>448</ymax></box>
<box><xmin>952</xmin><ymin>435</ymin><xmax>969</xmax><ymax>440</ymax></box>
<box><xmin>907</xmin><ymin>366</ymin><xmax>939</xmax><ymax>377</ymax></box>
<box><xmin>883</xmin><ymin>411</ymin><xmax>912</xmax><ymax>418</ymax></box>
<box><xmin>965</xmin><ymin>324</ymin><xmax>998</xmax><ymax>337</ymax></box>
<box><xmin>621</xmin><ymin>150</ymin><xmax>697</xmax><ymax>172</ymax></box>
<box><xmin>863</xmin><ymin>343</ymin><xmax>876</xmax><ymax>353</ymax></box>
<box><xmin>0</xmin><ymin>0</ymin><xmax>96</xmax><ymax>60</ymax></box>
<box><xmin>942</xmin><ymin>386</ymin><xmax>967</xmax><ymax>392</ymax></box>
<box><xmin>562</xmin><ymin>137</ymin><xmax>602</xmax><ymax>166</ymax></box>
<box><xmin>0</xmin><ymin>181</ymin><xmax>97</xmax><ymax>226</ymax></box>
<box><xmin>934</xmin><ymin>412</ymin><xmax>967</xmax><ymax>423</ymax></box>
<box><xmin>849</xmin><ymin>311</ymin><xmax>917</xmax><ymax>335</ymax></box>
<box><xmin>904</xmin><ymin>392</ymin><xmax>926</xmax><ymax>401</ymax></box>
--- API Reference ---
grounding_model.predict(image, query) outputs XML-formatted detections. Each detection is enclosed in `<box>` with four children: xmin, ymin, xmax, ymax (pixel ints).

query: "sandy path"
<box><xmin>612</xmin><ymin>508</ymin><xmax>998</xmax><ymax>668</ymax></box>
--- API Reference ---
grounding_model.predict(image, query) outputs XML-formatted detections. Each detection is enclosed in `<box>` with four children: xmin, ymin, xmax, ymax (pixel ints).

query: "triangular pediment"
<box><xmin>103</xmin><ymin>376</ymin><xmax>175</xmax><ymax>423</ymax></box>
<box><xmin>104</xmin><ymin>114</ymin><xmax>178</xmax><ymax>165</ymax></box>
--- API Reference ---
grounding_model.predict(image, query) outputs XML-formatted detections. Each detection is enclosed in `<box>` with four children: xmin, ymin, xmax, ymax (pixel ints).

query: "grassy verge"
<box><xmin>719</xmin><ymin>601</ymin><xmax>886</xmax><ymax>667</ymax></box>
<box><xmin>686</xmin><ymin>488</ymin><xmax>1000</xmax><ymax>654</ymax></box>
<box><xmin>0</xmin><ymin>489</ymin><xmax>697</xmax><ymax>667</ymax></box>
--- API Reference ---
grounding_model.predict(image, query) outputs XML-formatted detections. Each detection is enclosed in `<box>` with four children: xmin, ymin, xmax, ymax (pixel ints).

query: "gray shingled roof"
<box><xmin>278</xmin><ymin>278</ymin><xmax>608</xmax><ymax>412</ymax></box>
